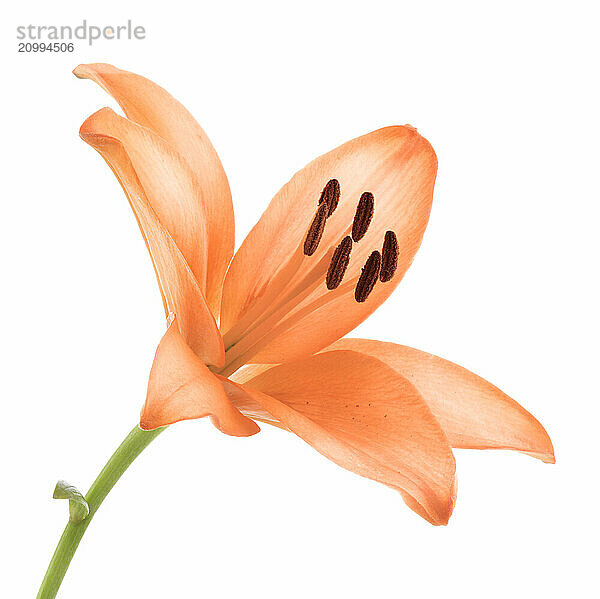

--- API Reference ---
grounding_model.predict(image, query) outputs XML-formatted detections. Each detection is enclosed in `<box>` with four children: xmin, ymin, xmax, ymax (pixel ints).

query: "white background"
<box><xmin>2</xmin><ymin>1</ymin><xmax>599</xmax><ymax>597</ymax></box>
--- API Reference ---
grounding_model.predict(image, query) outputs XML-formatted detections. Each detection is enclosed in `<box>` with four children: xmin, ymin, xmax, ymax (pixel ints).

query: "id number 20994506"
<box><xmin>18</xmin><ymin>42</ymin><xmax>74</xmax><ymax>52</ymax></box>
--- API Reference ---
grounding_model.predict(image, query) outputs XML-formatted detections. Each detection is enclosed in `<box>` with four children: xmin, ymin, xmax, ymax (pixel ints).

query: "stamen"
<box><xmin>318</xmin><ymin>179</ymin><xmax>341</xmax><ymax>217</ymax></box>
<box><xmin>222</xmin><ymin>248</ymin><xmax>336</xmax><ymax>371</ymax></box>
<box><xmin>326</xmin><ymin>236</ymin><xmax>353</xmax><ymax>290</ymax></box>
<box><xmin>352</xmin><ymin>192</ymin><xmax>374</xmax><ymax>242</ymax></box>
<box><xmin>380</xmin><ymin>230</ymin><xmax>399</xmax><ymax>282</ymax></box>
<box><xmin>222</xmin><ymin>245</ymin><xmax>305</xmax><ymax>349</ymax></box>
<box><xmin>355</xmin><ymin>251</ymin><xmax>381</xmax><ymax>303</ymax></box>
<box><xmin>224</xmin><ymin>201</ymin><xmax>337</xmax><ymax>349</ymax></box>
<box><xmin>303</xmin><ymin>202</ymin><xmax>328</xmax><ymax>256</ymax></box>
<box><xmin>221</xmin><ymin>277</ymin><xmax>357</xmax><ymax>377</ymax></box>
<box><xmin>224</xmin><ymin>245</ymin><xmax>335</xmax><ymax>359</ymax></box>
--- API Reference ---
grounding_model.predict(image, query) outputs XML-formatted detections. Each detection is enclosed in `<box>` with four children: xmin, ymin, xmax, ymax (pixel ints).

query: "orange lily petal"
<box><xmin>324</xmin><ymin>339</ymin><xmax>555</xmax><ymax>463</ymax></box>
<box><xmin>74</xmin><ymin>63</ymin><xmax>234</xmax><ymax>315</ymax></box>
<box><xmin>223</xmin><ymin>350</ymin><xmax>456</xmax><ymax>525</ymax></box>
<box><xmin>141</xmin><ymin>315</ymin><xmax>259</xmax><ymax>436</ymax></box>
<box><xmin>80</xmin><ymin>105</ymin><xmax>209</xmax><ymax>296</ymax></box>
<box><xmin>220</xmin><ymin>126</ymin><xmax>437</xmax><ymax>365</ymax></box>
<box><xmin>80</xmin><ymin>108</ymin><xmax>224</xmax><ymax>366</ymax></box>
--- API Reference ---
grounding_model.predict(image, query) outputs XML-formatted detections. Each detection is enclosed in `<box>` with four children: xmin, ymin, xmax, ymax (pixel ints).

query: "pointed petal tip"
<box><xmin>541</xmin><ymin>425</ymin><xmax>556</xmax><ymax>463</ymax></box>
<box><xmin>399</xmin><ymin>484</ymin><xmax>455</xmax><ymax>526</ymax></box>
<box><xmin>528</xmin><ymin>420</ymin><xmax>555</xmax><ymax>463</ymax></box>
<box><xmin>384</xmin><ymin>122</ymin><xmax>433</xmax><ymax>143</ymax></box>
<box><xmin>528</xmin><ymin>433</ymin><xmax>555</xmax><ymax>464</ymax></box>
<box><xmin>78</xmin><ymin>106</ymin><xmax>116</xmax><ymax>139</ymax></box>
<box><xmin>386</xmin><ymin>124</ymin><xmax>438</xmax><ymax>168</ymax></box>
<box><xmin>73</xmin><ymin>62</ymin><xmax>117</xmax><ymax>79</ymax></box>
<box><xmin>434</xmin><ymin>469</ymin><xmax>457</xmax><ymax>526</ymax></box>
<box><xmin>209</xmin><ymin>414</ymin><xmax>261</xmax><ymax>437</ymax></box>
<box><xmin>504</xmin><ymin>410</ymin><xmax>555</xmax><ymax>464</ymax></box>
<box><xmin>139</xmin><ymin>411</ymin><xmax>260</xmax><ymax>437</ymax></box>
<box><xmin>73</xmin><ymin>63</ymin><xmax>88</xmax><ymax>78</ymax></box>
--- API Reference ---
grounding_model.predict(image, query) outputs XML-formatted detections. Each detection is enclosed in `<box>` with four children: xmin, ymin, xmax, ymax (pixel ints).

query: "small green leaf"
<box><xmin>53</xmin><ymin>480</ymin><xmax>89</xmax><ymax>523</ymax></box>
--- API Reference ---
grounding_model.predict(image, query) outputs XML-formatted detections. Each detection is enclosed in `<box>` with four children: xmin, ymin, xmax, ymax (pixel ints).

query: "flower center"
<box><xmin>219</xmin><ymin>179</ymin><xmax>400</xmax><ymax>375</ymax></box>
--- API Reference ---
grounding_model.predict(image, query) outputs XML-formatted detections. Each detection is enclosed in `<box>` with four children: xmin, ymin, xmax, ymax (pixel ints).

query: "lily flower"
<box><xmin>75</xmin><ymin>63</ymin><xmax>554</xmax><ymax>526</ymax></box>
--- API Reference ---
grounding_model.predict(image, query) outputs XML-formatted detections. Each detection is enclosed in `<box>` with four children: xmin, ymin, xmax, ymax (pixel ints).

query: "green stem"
<box><xmin>36</xmin><ymin>425</ymin><xmax>165</xmax><ymax>599</ymax></box>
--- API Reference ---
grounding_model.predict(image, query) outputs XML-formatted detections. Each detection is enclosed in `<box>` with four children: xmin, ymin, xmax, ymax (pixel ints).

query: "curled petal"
<box><xmin>80</xmin><ymin>107</ymin><xmax>224</xmax><ymax>366</ymax></box>
<box><xmin>325</xmin><ymin>339</ymin><xmax>555</xmax><ymax>463</ymax></box>
<box><xmin>224</xmin><ymin>350</ymin><xmax>456</xmax><ymax>525</ymax></box>
<box><xmin>141</xmin><ymin>315</ymin><xmax>259</xmax><ymax>436</ymax></box>
<box><xmin>80</xmin><ymin>107</ymin><xmax>208</xmax><ymax>294</ymax></box>
<box><xmin>74</xmin><ymin>63</ymin><xmax>234</xmax><ymax>315</ymax></box>
<box><xmin>221</xmin><ymin>126</ymin><xmax>437</xmax><ymax>365</ymax></box>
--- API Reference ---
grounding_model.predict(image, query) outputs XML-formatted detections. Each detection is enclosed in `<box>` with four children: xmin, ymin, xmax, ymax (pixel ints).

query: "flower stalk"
<box><xmin>36</xmin><ymin>425</ymin><xmax>165</xmax><ymax>599</ymax></box>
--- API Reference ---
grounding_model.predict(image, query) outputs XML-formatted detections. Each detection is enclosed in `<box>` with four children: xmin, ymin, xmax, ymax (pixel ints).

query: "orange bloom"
<box><xmin>75</xmin><ymin>63</ymin><xmax>554</xmax><ymax>526</ymax></box>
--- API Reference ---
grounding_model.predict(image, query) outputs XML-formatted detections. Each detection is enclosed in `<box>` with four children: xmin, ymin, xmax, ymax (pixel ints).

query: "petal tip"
<box><xmin>400</xmin><ymin>485</ymin><xmax>455</xmax><ymax>526</ymax></box>
<box><xmin>541</xmin><ymin>430</ymin><xmax>556</xmax><ymax>464</ymax></box>
<box><xmin>537</xmin><ymin>442</ymin><xmax>556</xmax><ymax>464</ymax></box>
<box><xmin>427</xmin><ymin>493</ymin><xmax>455</xmax><ymax>526</ymax></box>
<box><xmin>73</xmin><ymin>62</ymin><xmax>117</xmax><ymax>79</ymax></box>
<box><xmin>380</xmin><ymin>124</ymin><xmax>438</xmax><ymax>172</ymax></box>
<box><xmin>73</xmin><ymin>63</ymin><xmax>99</xmax><ymax>79</ymax></box>
<box><xmin>210</xmin><ymin>414</ymin><xmax>261</xmax><ymax>437</ymax></box>
<box><xmin>523</xmin><ymin>417</ymin><xmax>555</xmax><ymax>464</ymax></box>
<box><xmin>78</xmin><ymin>106</ymin><xmax>117</xmax><ymax>139</ymax></box>
<box><xmin>72</xmin><ymin>64</ymin><xmax>87</xmax><ymax>78</ymax></box>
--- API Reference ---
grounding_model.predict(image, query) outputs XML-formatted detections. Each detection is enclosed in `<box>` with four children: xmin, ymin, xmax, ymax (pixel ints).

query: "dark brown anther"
<box><xmin>355</xmin><ymin>250</ymin><xmax>381</xmax><ymax>302</ymax></box>
<box><xmin>318</xmin><ymin>179</ymin><xmax>341</xmax><ymax>217</ymax></box>
<box><xmin>326</xmin><ymin>236</ymin><xmax>353</xmax><ymax>290</ymax></box>
<box><xmin>380</xmin><ymin>231</ymin><xmax>399</xmax><ymax>282</ymax></box>
<box><xmin>303</xmin><ymin>202</ymin><xmax>329</xmax><ymax>256</ymax></box>
<box><xmin>352</xmin><ymin>192</ymin><xmax>374</xmax><ymax>242</ymax></box>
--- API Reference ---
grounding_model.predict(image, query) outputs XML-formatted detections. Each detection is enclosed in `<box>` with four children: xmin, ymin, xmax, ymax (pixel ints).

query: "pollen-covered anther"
<box><xmin>355</xmin><ymin>250</ymin><xmax>382</xmax><ymax>303</ymax></box>
<box><xmin>352</xmin><ymin>192</ymin><xmax>374</xmax><ymax>242</ymax></box>
<box><xmin>380</xmin><ymin>230</ymin><xmax>399</xmax><ymax>282</ymax></box>
<box><xmin>326</xmin><ymin>236</ymin><xmax>353</xmax><ymax>290</ymax></box>
<box><xmin>318</xmin><ymin>179</ymin><xmax>341</xmax><ymax>217</ymax></box>
<box><xmin>303</xmin><ymin>202</ymin><xmax>329</xmax><ymax>256</ymax></box>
